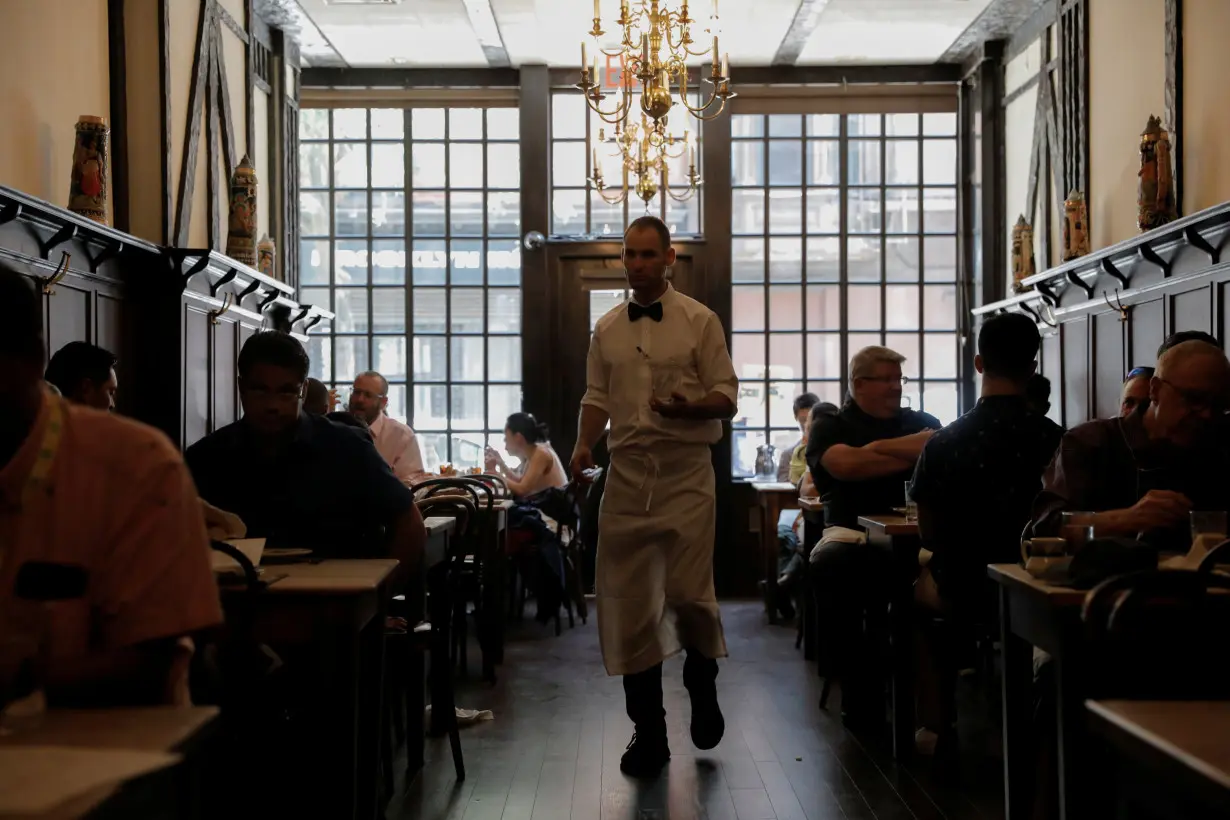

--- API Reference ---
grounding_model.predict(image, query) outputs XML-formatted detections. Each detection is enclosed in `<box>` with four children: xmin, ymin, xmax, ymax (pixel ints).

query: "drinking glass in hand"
<box><xmin>904</xmin><ymin>482</ymin><xmax>918</xmax><ymax>523</ymax></box>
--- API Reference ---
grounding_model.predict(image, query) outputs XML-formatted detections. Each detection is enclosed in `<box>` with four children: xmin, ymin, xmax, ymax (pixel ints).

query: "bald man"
<box><xmin>1028</xmin><ymin>340</ymin><xmax>1230</xmax><ymax>550</ymax></box>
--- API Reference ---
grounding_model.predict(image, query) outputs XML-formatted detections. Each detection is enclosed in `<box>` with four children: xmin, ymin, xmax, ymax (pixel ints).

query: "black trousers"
<box><xmin>622</xmin><ymin>649</ymin><xmax>718</xmax><ymax>739</ymax></box>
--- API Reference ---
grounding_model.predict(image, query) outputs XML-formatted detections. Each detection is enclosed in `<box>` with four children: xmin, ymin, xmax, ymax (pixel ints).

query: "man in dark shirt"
<box><xmin>185</xmin><ymin>332</ymin><xmax>425</xmax><ymax>575</ymax></box>
<box><xmin>911</xmin><ymin>312</ymin><xmax>1064</xmax><ymax>611</ymax></box>
<box><xmin>804</xmin><ymin>345</ymin><xmax>941</xmax><ymax>724</ymax></box>
<box><xmin>1028</xmin><ymin>339</ymin><xmax>1230</xmax><ymax>552</ymax></box>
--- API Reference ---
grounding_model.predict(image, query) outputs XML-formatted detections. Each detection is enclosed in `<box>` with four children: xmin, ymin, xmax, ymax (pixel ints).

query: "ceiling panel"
<box><xmin>299</xmin><ymin>0</ymin><xmax>488</xmax><ymax>66</ymax></box>
<box><xmin>797</xmin><ymin>0</ymin><xmax>993</xmax><ymax>64</ymax></box>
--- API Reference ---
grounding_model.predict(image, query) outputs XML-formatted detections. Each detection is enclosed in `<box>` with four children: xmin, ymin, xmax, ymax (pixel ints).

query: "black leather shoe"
<box><xmin>619</xmin><ymin>733</ymin><xmax>670</xmax><ymax>778</ymax></box>
<box><xmin>689</xmin><ymin>690</ymin><xmax>725</xmax><ymax>750</ymax></box>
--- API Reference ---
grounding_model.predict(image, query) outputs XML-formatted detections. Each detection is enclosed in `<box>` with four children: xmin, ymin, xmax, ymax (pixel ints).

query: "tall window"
<box><xmin>550</xmin><ymin>91</ymin><xmax>702</xmax><ymax>238</ymax></box>
<box><xmin>297</xmin><ymin>106</ymin><xmax>523</xmax><ymax>469</ymax></box>
<box><xmin>729</xmin><ymin>111</ymin><xmax>960</xmax><ymax>478</ymax></box>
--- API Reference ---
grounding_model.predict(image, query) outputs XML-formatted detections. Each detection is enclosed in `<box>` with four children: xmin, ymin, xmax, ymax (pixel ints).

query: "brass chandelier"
<box><xmin>589</xmin><ymin>114</ymin><xmax>701</xmax><ymax>206</ymax></box>
<box><xmin>576</xmin><ymin>0</ymin><xmax>735</xmax><ymax>129</ymax></box>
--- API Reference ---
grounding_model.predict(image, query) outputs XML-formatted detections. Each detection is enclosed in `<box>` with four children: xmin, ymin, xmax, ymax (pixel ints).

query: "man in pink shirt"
<box><xmin>347</xmin><ymin>370</ymin><xmax>432</xmax><ymax>486</ymax></box>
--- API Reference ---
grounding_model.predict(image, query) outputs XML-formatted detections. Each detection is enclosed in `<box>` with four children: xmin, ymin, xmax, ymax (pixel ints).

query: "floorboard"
<box><xmin>391</xmin><ymin>601</ymin><xmax>1005</xmax><ymax>820</ymax></box>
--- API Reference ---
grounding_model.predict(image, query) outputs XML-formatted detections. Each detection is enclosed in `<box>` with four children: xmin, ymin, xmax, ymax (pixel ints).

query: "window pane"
<box><xmin>886</xmin><ymin>236</ymin><xmax>920</xmax><ymax>281</ymax></box>
<box><xmin>806</xmin><ymin>140</ymin><xmax>839</xmax><ymax>185</ymax></box>
<box><xmin>922</xmin><ymin>383</ymin><xmax>959</xmax><ymax>424</ymax></box>
<box><xmin>372</xmin><ymin>239</ymin><xmax>405</xmax><ymax>285</ymax></box>
<box><xmin>923</xmin><ymin>140</ymin><xmax>957</xmax><ymax>185</ymax></box>
<box><xmin>885</xmin><ymin>188</ymin><xmax>920</xmax><ymax>234</ymax></box>
<box><xmin>768</xmin><ymin>141</ymin><xmax>802</xmax><ymax>186</ymax></box>
<box><xmin>553</xmin><ymin>141</ymin><xmax>587</xmax><ymax>187</ymax></box>
<box><xmin>886</xmin><ymin>113</ymin><xmax>919</xmax><ymax>136</ymax></box>
<box><xmin>923</xmin><ymin>285</ymin><xmax>958</xmax><ymax>330</ymax></box>
<box><xmin>449</xmin><ymin>144</ymin><xmax>484</xmax><ymax>188</ymax></box>
<box><xmin>488</xmin><ymin>336</ymin><xmax>521</xmax><ymax>382</ymax></box>
<box><xmin>804</xmin><ymin>188</ymin><xmax>839</xmax><ymax>234</ymax></box>
<box><xmin>333</xmin><ymin>143</ymin><xmax>368</xmax><ymax>188</ymax></box>
<box><xmin>371</xmin><ymin>191</ymin><xmax>405</xmax><ymax>236</ymax></box>
<box><xmin>450</xmin><ymin>336</ymin><xmax>484</xmax><ymax>381</ymax></box>
<box><xmin>552</xmin><ymin>93</ymin><xmax>586</xmax><ymax>139</ymax></box>
<box><xmin>412</xmin><ymin>143</ymin><xmax>446</xmax><ymax>188</ymax></box>
<box><xmin>419</xmin><ymin>433</ymin><xmax>448</xmax><ymax>467</ymax></box>
<box><xmin>805</xmin><ymin>285</ymin><xmax>840</xmax><ymax>328</ymax></box>
<box><xmin>552</xmin><ymin>189</ymin><xmax>586</xmax><ymax>235</ymax></box>
<box><xmin>923</xmin><ymin>112</ymin><xmax>957</xmax><ymax>136</ymax></box>
<box><xmin>373</xmin><ymin>336</ymin><xmax>406</xmax><ymax>380</ymax></box>
<box><xmin>300</xmin><ymin>143</ymin><xmax>329</xmax><ymax>188</ymax></box>
<box><xmin>488</xmin><ymin>108</ymin><xmax>519</xmax><ymax>140</ymax></box>
<box><xmin>731</xmin><ymin>115</ymin><xmax>764</xmax><ymax>138</ymax></box>
<box><xmin>806</xmin><ymin>334</ymin><xmax>841</xmax><ymax>379</ymax></box>
<box><xmin>300</xmin><ymin>191</ymin><xmax>329</xmax><ymax>235</ymax></box>
<box><xmin>806</xmin><ymin>114</ymin><xmax>839</xmax><ymax>136</ymax></box>
<box><xmin>450</xmin><ymin>288</ymin><xmax>483</xmax><ymax>333</ymax></box>
<box><xmin>412</xmin><ymin>108</ymin><xmax>445</xmax><ymax>140</ymax></box>
<box><xmin>769</xmin><ymin>334</ymin><xmax>804</xmax><ymax>379</ymax></box>
<box><xmin>847</xmin><ymin>285</ymin><xmax>882</xmax><ymax>331</ymax></box>
<box><xmin>806</xmin><ymin>238</ymin><xmax>840</xmax><ymax>282</ymax></box>
<box><xmin>769</xmin><ymin>385</ymin><xmax>801</xmax><ymax>429</ymax></box>
<box><xmin>768</xmin><ymin>286</ymin><xmax>802</xmax><ymax>331</ymax></box>
<box><xmin>299</xmin><ymin>287</ymin><xmax>330</xmax><ymax>313</ymax></box>
<box><xmin>768</xmin><ymin>238</ymin><xmax>802</xmax><ymax>282</ymax></box>
<box><xmin>305</xmin><ymin>334</ymin><xmax>331</xmax><ymax>381</ymax></box>
<box><xmin>488</xmin><ymin>289</ymin><xmax>521</xmax><ymax>333</ymax></box>
<box><xmin>334</xmin><ymin>289</ymin><xmax>369</xmax><ymax>333</ymax></box>
<box><xmin>334</xmin><ymin>336</ymin><xmax>368</xmax><ymax>383</ymax></box>
<box><xmin>732</xmin><ymin>286</ymin><xmax>765</xmax><ymax>332</ymax></box>
<box><xmin>847</xmin><ymin>140</ymin><xmax>881</xmax><ymax>185</ymax></box>
<box><xmin>923</xmin><ymin>188</ymin><xmax>957</xmax><ymax>233</ymax></box>
<box><xmin>591</xmin><ymin>191</ymin><xmax>623</xmax><ymax>236</ymax></box>
<box><xmin>924</xmin><ymin>334</ymin><xmax>958</xmax><ymax>379</ymax></box>
<box><xmin>885</xmin><ymin>333</ymin><xmax>920</xmax><ymax>379</ymax></box>
<box><xmin>665</xmin><ymin>193</ymin><xmax>700</xmax><ymax>235</ymax></box>
<box><xmin>413</xmin><ymin>335</ymin><xmax>447</xmax><ymax>381</ymax></box>
<box><xmin>732</xmin><ymin>429</ymin><xmax>765</xmax><ymax>478</ymax></box>
<box><xmin>848</xmin><ymin>189</ymin><xmax>882</xmax><ymax>234</ymax></box>
<box><xmin>731</xmin><ymin>334</ymin><xmax>765</xmax><ymax>380</ymax></box>
<box><xmin>450</xmin><ymin>192</ymin><xmax>485</xmax><ymax>237</ymax></box>
<box><xmin>371</xmin><ymin>289</ymin><xmax>405</xmax><ymax>333</ymax></box>
<box><xmin>847</xmin><ymin>237</ymin><xmax>881</xmax><ymax>282</ymax></box>
<box><xmin>413</xmin><ymin>288</ymin><xmax>446</xmax><ymax>333</ymax></box>
<box><xmin>768</xmin><ymin>115</ymin><xmax>803</xmax><ymax>137</ymax></box>
<box><xmin>333</xmin><ymin>109</ymin><xmax>367</xmax><ymax>139</ymax></box>
<box><xmin>300</xmin><ymin>108</ymin><xmax>328</xmax><ymax>140</ymax></box>
<box><xmin>486</xmin><ymin>192</ymin><xmax>520</xmax><ymax>237</ymax></box>
<box><xmin>300</xmin><ymin>240</ymin><xmax>330</xmax><ymax>285</ymax></box>
<box><xmin>414</xmin><ymin>385</ymin><xmax>449</xmax><ymax>430</ymax></box>
<box><xmin>450</xmin><ymin>240</ymin><xmax>484</xmax><ymax>286</ymax></box>
<box><xmin>847</xmin><ymin>114</ymin><xmax>881</xmax><ymax>137</ymax></box>
<box><xmin>488</xmin><ymin>384</ymin><xmax>522</xmax><ymax>429</ymax></box>
<box><xmin>732</xmin><ymin>190</ymin><xmax>764</xmax><ymax>235</ymax></box>
<box><xmin>371</xmin><ymin>143</ymin><xmax>404</xmax><ymax>186</ymax></box>
<box><xmin>370</xmin><ymin>108</ymin><xmax>404</xmax><ymax>140</ymax></box>
<box><xmin>806</xmin><ymin>381</ymin><xmax>843</xmax><ymax>406</ymax></box>
<box><xmin>488</xmin><ymin>240</ymin><xmax>521</xmax><ymax>286</ymax></box>
<box><xmin>768</xmin><ymin>190</ymin><xmax>802</xmax><ymax>235</ymax></box>
<box><xmin>412</xmin><ymin>239</ymin><xmax>446</xmax><ymax>285</ymax></box>
<box><xmin>732</xmin><ymin>141</ymin><xmax>765</xmax><ymax>186</ymax></box>
<box><xmin>591</xmin><ymin>289</ymin><xmax>625</xmax><ymax>329</ymax></box>
<box><xmin>450</xmin><ymin>108</ymin><xmax>483</xmax><ymax>139</ymax></box>
<box><xmin>385</xmin><ymin>384</ymin><xmax>407</xmax><ymax>423</ymax></box>
<box><xmin>732</xmin><ymin>238</ymin><xmax>764</xmax><ymax>283</ymax></box>
<box><xmin>923</xmin><ymin>236</ymin><xmax>957</xmax><ymax>282</ymax></box>
<box><xmin>412</xmin><ymin>191</ymin><xmax>446</xmax><ymax>237</ymax></box>
<box><xmin>334</xmin><ymin>239</ymin><xmax>368</xmax><ymax>285</ymax></box>
<box><xmin>488</xmin><ymin>143</ymin><xmax>520</xmax><ymax>189</ymax></box>
<box><xmin>884</xmin><ymin>285</ymin><xmax>920</xmax><ymax>330</ymax></box>
<box><xmin>885</xmin><ymin>140</ymin><xmax>919</xmax><ymax>185</ymax></box>
<box><xmin>334</xmin><ymin>191</ymin><xmax>367</xmax><ymax>236</ymax></box>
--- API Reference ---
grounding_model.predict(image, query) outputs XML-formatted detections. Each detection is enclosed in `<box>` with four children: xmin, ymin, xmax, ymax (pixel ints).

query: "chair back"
<box><xmin>416</xmin><ymin>495</ymin><xmax>479</xmax><ymax>573</ymax></box>
<box><xmin>1082</xmin><ymin>569</ymin><xmax>1230</xmax><ymax>699</ymax></box>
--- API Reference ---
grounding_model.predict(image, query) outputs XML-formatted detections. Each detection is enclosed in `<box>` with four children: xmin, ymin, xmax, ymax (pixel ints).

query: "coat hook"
<box><xmin>1103</xmin><ymin>289</ymin><xmax>1127</xmax><ymax>322</ymax></box>
<box><xmin>41</xmin><ymin>252</ymin><xmax>71</xmax><ymax>295</ymax></box>
<box><xmin>1038</xmin><ymin>302</ymin><xmax>1058</xmax><ymax>328</ymax></box>
<box><xmin>209</xmin><ymin>292</ymin><xmax>235</xmax><ymax>325</ymax></box>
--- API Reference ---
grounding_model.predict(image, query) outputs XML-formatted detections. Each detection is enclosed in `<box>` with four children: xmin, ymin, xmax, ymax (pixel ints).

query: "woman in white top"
<box><xmin>485</xmin><ymin>412</ymin><xmax>568</xmax><ymax>499</ymax></box>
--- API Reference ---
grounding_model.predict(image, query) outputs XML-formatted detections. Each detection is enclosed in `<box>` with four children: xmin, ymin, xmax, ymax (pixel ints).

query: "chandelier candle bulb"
<box><xmin>582</xmin><ymin>41</ymin><xmax>588</xmax><ymax>69</ymax></box>
<box><xmin>721</xmin><ymin>52</ymin><xmax>728</xmax><ymax>77</ymax></box>
<box><xmin>712</xmin><ymin>36</ymin><xmax>719</xmax><ymax>68</ymax></box>
<box><xmin>641</xmin><ymin>33</ymin><xmax>649</xmax><ymax>64</ymax></box>
<box><xmin>594</xmin><ymin>0</ymin><xmax>600</xmax><ymax>19</ymax></box>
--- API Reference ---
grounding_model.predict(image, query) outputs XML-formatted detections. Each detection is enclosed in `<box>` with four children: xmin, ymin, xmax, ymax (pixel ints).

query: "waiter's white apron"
<box><xmin>595</xmin><ymin>441</ymin><xmax>727</xmax><ymax>676</ymax></box>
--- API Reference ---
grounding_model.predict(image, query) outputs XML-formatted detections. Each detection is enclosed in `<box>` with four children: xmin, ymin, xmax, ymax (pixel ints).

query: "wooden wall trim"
<box><xmin>174</xmin><ymin>0</ymin><xmax>214</xmax><ymax>247</ymax></box>
<box><xmin>517</xmin><ymin>65</ymin><xmax>550</xmax><ymax>422</ymax></box>
<box><xmin>214</xmin><ymin>0</ymin><xmax>248</xmax><ymax>43</ymax></box>
<box><xmin>245</xmin><ymin>0</ymin><xmax>256</xmax><ymax>155</ymax></box>
<box><xmin>978</xmin><ymin>40</ymin><xmax>1007</xmax><ymax>308</ymax></box>
<box><xmin>159</xmin><ymin>0</ymin><xmax>172</xmax><ymax>244</ymax></box>
<box><xmin>1164</xmin><ymin>0</ymin><xmax>1183</xmax><ymax>215</ymax></box>
<box><xmin>206</xmin><ymin>30</ymin><xmax>221</xmax><ymax>250</ymax></box>
<box><xmin>107</xmin><ymin>0</ymin><xmax>130</xmax><ymax>233</ymax></box>
<box><xmin>213</xmin><ymin>24</ymin><xmax>239</xmax><ymax>176</ymax></box>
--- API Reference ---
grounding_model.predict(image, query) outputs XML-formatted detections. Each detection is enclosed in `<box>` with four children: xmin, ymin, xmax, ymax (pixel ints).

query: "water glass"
<box><xmin>903</xmin><ymin>482</ymin><xmax>917</xmax><ymax>523</ymax></box>
<box><xmin>650</xmin><ymin>364</ymin><xmax>682</xmax><ymax>403</ymax></box>
<box><xmin>1190</xmin><ymin>511</ymin><xmax>1228</xmax><ymax>547</ymax></box>
<box><xmin>1060</xmin><ymin>511</ymin><xmax>1096</xmax><ymax>550</ymax></box>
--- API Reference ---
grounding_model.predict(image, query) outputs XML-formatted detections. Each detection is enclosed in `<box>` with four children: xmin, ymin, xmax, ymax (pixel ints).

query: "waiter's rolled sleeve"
<box><xmin>581</xmin><ymin>330</ymin><xmax>610</xmax><ymax>412</ymax></box>
<box><xmin>697</xmin><ymin>314</ymin><xmax>739</xmax><ymax>405</ymax></box>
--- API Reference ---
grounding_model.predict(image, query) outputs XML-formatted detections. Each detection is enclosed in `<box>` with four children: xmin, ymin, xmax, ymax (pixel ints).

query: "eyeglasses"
<box><xmin>858</xmin><ymin>375</ymin><xmax>910</xmax><ymax>386</ymax></box>
<box><xmin>350</xmin><ymin>388</ymin><xmax>387</xmax><ymax>401</ymax></box>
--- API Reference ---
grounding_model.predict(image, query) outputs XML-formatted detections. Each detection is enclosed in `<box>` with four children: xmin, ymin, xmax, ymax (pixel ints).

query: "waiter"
<box><xmin>570</xmin><ymin>215</ymin><xmax>739</xmax><ymax>778</ymax></box>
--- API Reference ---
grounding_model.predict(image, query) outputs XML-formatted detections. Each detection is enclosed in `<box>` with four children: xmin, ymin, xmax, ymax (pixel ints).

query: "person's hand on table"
<box><xmin>1127</xmin><ymin>489</ymin><xmax>1194</xmax><ymax>530</ymax></box>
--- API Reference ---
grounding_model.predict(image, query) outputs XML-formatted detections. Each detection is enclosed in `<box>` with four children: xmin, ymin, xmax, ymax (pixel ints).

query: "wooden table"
<box><xmin>1087</xmin><ymin>699</ymin><xmax>1230</xmax><ymax>820</ymax></box>
<box><xmin>220</xmin><ymin>559</ymin><xmax>398</xmax><ymax>820</ymax></box>
<box><xmin>858</xmin><ymin>514</ymin><xmax>921</xmax><ymax>760</ymax></box>
<box><xmin>752</xmin><ymin>481</ymin><xmax>800</xmax><ymax>622</ymax></box>
<box><xmin>405</xmin><ymin>517</ymin><xmax>454</xmax><ymax>775</ymax></box>
<box><xmin>0</xmin><ymin>707</ymin><xmax>218</xmax><ymax>819</ymax></box>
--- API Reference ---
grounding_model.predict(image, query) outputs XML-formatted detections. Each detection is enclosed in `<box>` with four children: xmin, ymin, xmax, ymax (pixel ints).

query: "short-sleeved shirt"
<box><xmin>369</xmin><ymin>413</ymin><xmax>431</xmax><ymax>485</ymax></box>
<box><xmin>806</xmin><ymin>401</ymin><xmax>942</xmax><ymax>530</ymax></box>
<box><xmin>0</xmin><ymin>391</ymin><xmax>222</xmax><ymax>666</ymax></box>
<box><xmin>582</xmin><ymin>284</ymin><xmax>739</xmax><ymax>453</ymax></box>
<box><xmin>1028</xmin><ymin>407</ymin><xmax>1230</xmax><ymax>551</ymax></box>
<box><xmin>909</xmin><ymin>395</ymin><xmax>1063</xmax><ymax>599</ymax></box>
<box><xmin>185</xmin><ymin>412</ymin><xmax>416</xmax><ymax>556</ymax></box>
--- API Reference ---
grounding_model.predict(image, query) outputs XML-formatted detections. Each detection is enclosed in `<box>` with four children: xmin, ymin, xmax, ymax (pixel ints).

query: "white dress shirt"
<box><xmin>369</xmin><ymin>412</ymin><xmax>430</xmax><ymax>485</ymax></box>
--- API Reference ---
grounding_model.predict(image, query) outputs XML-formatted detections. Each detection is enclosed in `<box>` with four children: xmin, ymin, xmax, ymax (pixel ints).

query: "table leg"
<box><xmin>355</xmin><ymin>595</ymin><xmax>388</xmax><ymax>820</ymax></box>
<box><xmin>999</xmin><ymin>586</ymin><xmax>1034</xmax><ymax>820</ymax></box>
<box><xmin>1055</xmin><ymin>654</ymin><xmax>1105</xmax><ymax>820</ymax></box>
<box><xmin>405</xmin><ymin>557</ymin><xmax>428</xmax><ymax>778</ymax></box>
<box><xmin>762</xmin><ymin>499</ymin><xmax>779</xmax><ymax>623</ymax></box>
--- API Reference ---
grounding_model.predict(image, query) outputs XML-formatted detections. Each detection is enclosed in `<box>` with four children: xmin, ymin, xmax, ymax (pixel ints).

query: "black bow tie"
<box><xmin>628</xmin><ymin>301</ymin><xmax>663</xmax><ymax>322</ymax></box>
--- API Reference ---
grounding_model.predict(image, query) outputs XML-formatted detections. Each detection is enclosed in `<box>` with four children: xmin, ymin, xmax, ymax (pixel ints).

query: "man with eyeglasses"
<box><xmin>1028</xmin><ymin>339</ymin><xmax>1230</xmax><ymax>551</ymax></box>
<box><xmin>184</xmin><ymin>332</ymin><xmax>425</xmax><ymax>573</ymax></box>
<box><xmin>347</xmin><ymin>370</ymin><xmax>431</xmax><ymax>486</ymax></box>
<box><xmin>804</xmin><ymin>345</ymin><xmax>941</xmax><ymax>728</ymax></box>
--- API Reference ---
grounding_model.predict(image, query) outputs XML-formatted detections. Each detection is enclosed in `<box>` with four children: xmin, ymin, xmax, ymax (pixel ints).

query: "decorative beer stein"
<box><xmin>1138</xmin><ymin>115</ymin><xmax>1178</xmax><ymax>232</ymax></box>
<box><xmin>67</xmin><ymin>115</ymin><xmax>110</xmax><ymax>224</ymax></box>
<box><xmin>1011</xmin><ymin>215</ymin><xmax>1035</xmax><ymax>293</ymax></box>
<box><xmin>257</xmin><ymin>234</ymin><xmax>276</xmax><ymax>279</ymax></box>
<box><xmin>1062</xmin><ymin>190</ymin><xmax>1090</xmax><ymax>262</ymax></box>
<box><xmin>226</xmin><ymin>155</ymin><xmax>258</xmax><ymax>266</ymax></box>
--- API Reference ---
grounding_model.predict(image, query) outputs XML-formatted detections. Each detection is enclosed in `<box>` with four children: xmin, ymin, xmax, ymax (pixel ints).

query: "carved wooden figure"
<box><xmin>1138</xmin><ymin>115</ymin><xmax>1178</xmax><ymax>232</ymax></box>
<box><xmin>68</xmin><ymin>116</ymin><xmax>110</xmax><ymax>224</ymax></box>
<box><xmin>225</xmin><ymin>155</ymin><xmax>258</xmax><ymax>265</ymax></box>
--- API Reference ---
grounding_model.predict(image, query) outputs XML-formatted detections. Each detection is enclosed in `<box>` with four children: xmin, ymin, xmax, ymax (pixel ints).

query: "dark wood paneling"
<box><xmin>107</xmin><ymin>0</ymin><xmax>130</xmax><ymax>233</ymax></box>
<box><xmin>518</xmin><ymin>65</ymin><xmax>550</xmax><ymax>424</ymax></box>
<box><xmin>1093</xmin><ymin>309</ymin><xmax>1125</xmax><ymax>419</ymax></box>
<box><xmin>1061</xmin><ymin>316</ymin><xmax>1089</xmax><ymax>426</ymax></box>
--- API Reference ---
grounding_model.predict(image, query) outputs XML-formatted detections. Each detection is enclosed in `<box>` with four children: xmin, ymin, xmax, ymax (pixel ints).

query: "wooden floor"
<box><xmin>391</xmin><ymin>601</ymin><xmax>1005</xmax><ymax>820</ymax></box>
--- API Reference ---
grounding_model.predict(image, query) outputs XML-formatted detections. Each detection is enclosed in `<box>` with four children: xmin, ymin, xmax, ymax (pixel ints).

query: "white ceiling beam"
<box><xmin>772</xmin><ymin>0</ymin><xmax>833</xmax><ymax>66</ymax></box>
<box><xmin>461</xmin><ymin>0</ymin><xmax>511</xmax><ymax>68</ymax></box>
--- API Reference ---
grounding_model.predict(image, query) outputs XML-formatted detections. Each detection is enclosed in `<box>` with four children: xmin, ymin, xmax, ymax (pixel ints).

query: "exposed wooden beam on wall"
<box><xmin>107</xmin><ymin>0</ymin><xmax>130</xmax><ymax>232</ymax></box>
<box><xmin>1164</xmin><ymin>0</ymin><xmax>1182</xmax><ymax>215</ymax></box>
<box><xmin>1005</xmin><ymin>0</ymin><xmax>1055</xmax><ymax>61</ymax></box>
<box><xmin>206</xmin><ymin>25</ymin><xmax>221</xmax><ymax>249</ymax></box>
<box><xmin>1059</xmin><ymin>0</ymin><xmax>1088</xmax><ymax>196</ymax></box>
<box><xmin>174</xmin><ymin>0</ymin><xmax>214</xmax><ymax>247</ymax></box>
<box><xmin>460</xmin><ymin>0</ymin><xmax>511</xmax><ymax>68</ymax></box>
<box><xmin>214</xmin><ymin>0</ymin><xmax>248</xmax><ymax>43</ymax></box>
<box><xmin>213</xmin><ymin>22</ymin><xmax>239</xmax><ymax>176</ymax></box>
<box><xmin>772</xmin><ymin>0</ymin><xmax>833</xmax><ymax>66</ymax></box>
<box><xmin>159</xmin><ymin>0</ymin><xmax>173</xmax><ymax>244</ymax></box>
<box><xmin>245</xmin><ymin>0</ymin><xmax>256</xmax><ymax>155</ymax></box>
